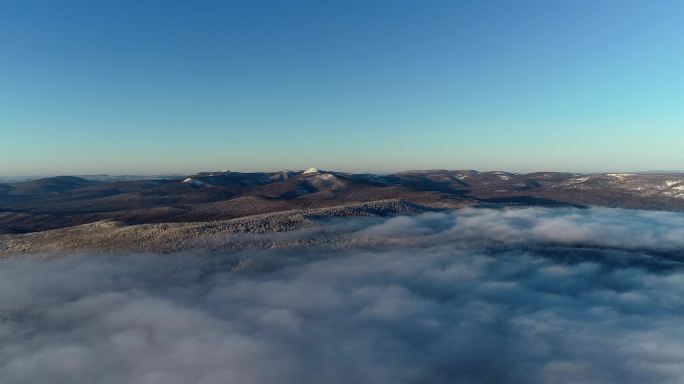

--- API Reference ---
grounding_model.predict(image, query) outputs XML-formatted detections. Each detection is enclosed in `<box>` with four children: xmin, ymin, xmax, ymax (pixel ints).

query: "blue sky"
<box><xmin>1</xmin><ymin>0</ymin><xmax>682</xmax><ymax>175</ymax></box>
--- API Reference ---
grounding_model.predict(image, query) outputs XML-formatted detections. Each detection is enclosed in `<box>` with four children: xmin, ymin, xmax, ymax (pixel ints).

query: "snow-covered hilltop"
<box><xmin>302</xmin><ymin>167</ymin><xmax>320</xmax><ymax>175</ymax></box>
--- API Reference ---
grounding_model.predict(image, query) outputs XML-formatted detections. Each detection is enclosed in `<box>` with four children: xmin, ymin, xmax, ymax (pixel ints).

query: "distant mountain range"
<box><xmin>1</xmin><ymin>168</ymin><xmax>683</xmax><ymax>234</ymax></box>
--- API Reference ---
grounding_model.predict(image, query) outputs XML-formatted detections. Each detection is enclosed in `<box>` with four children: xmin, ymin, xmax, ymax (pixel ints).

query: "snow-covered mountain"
<box><xmin>2</xmin><ymin>170</ymin><xmax>684</xmax><ymax>234</ymax></box>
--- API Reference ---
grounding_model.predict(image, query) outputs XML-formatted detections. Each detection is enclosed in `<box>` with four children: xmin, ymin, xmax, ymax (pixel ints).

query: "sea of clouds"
<box><xmin>1</xmin><ymin>207</ymin><xmax>684</xmax><ymax>383</ymax></box>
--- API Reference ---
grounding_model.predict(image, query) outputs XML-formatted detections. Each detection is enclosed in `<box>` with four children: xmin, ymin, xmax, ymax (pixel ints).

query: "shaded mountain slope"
<box><xmin>1</xmin><ymin>169</ymin><xmax>683</xmax><ymax>234</ymax></box>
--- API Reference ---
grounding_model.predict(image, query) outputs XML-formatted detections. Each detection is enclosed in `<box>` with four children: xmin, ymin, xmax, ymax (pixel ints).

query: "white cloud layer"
<box><xmin>1</xmin><ymin>207</ymin><xmax>684</xmax><ymax>383</ymax></box>
<box><xmin>360</xmin><ymin>207</ymin><xmax>684</xmax><ymax>250</ymax></box>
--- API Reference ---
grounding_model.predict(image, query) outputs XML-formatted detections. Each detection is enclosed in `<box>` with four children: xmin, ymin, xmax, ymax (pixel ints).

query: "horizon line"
<box><xmin>2</xmin><ymin>168</ymin><xmax>684</xmax><ymax>180</ymax></box>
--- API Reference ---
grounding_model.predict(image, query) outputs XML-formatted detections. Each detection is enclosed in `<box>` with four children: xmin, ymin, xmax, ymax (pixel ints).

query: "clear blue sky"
<box><xmin>1</xmin><ymin>0</ymin><xmax>682</xmax><ymax>176</ymax></box>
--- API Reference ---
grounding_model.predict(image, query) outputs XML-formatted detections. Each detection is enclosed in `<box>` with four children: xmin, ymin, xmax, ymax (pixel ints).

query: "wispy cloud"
<box><xmin>360</xmin><ymin>207</ymin><xmax>684</xmax><ymax>251</ymax></box>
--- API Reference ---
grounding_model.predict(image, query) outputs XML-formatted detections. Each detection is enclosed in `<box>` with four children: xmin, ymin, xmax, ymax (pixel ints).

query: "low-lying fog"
<box><xmin>2</xmin><ymin>207</ymin><xmax>684</xmax><ymax>383</ymax></box>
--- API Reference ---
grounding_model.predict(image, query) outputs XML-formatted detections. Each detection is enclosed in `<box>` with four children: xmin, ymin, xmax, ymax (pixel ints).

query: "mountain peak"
<box><xmin>302</xmin><ymin>167</ymin><xmax>320</xmax><ymax>175</ymax></box>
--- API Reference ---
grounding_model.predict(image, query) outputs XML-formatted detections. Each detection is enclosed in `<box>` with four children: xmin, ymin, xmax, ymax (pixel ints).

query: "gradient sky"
<box><xmin>1</xmin><ymin>0</ymin><xmax>683</xmax><ymax>176</ymax></box>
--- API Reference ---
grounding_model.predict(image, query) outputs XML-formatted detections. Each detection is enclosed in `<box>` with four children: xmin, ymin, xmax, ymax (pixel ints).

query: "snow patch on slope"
<box><xmin>182</xmin><ymin>178</ymin><xmax>206</xmax><ymax>186</ymax></box>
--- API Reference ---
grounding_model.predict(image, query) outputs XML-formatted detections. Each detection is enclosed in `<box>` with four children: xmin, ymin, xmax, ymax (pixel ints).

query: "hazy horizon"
<box><xmin>3</xmin><ymin>167</ymin><xmax>684</xmax><ymax>181</ymax></box>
